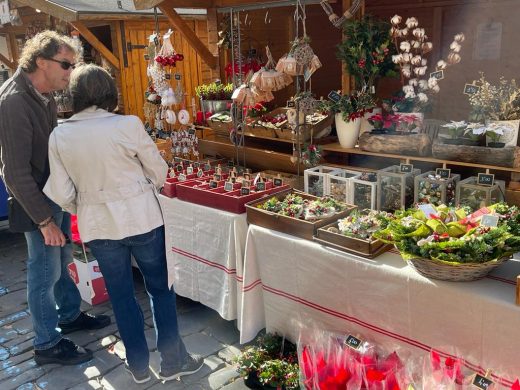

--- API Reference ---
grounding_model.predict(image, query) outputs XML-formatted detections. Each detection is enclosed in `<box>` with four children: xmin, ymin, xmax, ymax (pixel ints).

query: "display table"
<box><xmin>239</xmin><ymin>224</ymin><xmax>520</xmax><ymax>386</ymax></box>
<box><xmin>159</xmin><ymin>196</ymin><xmax>248</xmax><ymax>320</ymax></box>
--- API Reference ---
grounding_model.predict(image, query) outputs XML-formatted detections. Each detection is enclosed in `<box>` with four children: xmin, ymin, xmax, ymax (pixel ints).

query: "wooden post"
<box><xmin>341</xmin><ymin>0</ymin><xmax>352</xmax><ymax>94</ymax></box>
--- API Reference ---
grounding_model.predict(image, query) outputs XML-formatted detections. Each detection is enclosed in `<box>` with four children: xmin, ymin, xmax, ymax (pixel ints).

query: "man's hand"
<box><xmin>40</xmin><ymin>221</ymin><xmax>66</xmax><ymax>247</ymax></box>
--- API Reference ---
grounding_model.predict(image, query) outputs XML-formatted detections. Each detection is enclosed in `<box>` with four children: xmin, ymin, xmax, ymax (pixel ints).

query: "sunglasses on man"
<box><xmin>46</xmin><ymin>58</ymin><xmax>76</xmax><ymax>70</ymax></box>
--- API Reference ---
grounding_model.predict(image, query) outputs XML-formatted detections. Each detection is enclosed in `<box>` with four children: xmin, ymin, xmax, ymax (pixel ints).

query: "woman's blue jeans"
<box><xmin>87</xmin><ymin>225</ymin><xmax>188</xmax><ymax>373</ymax></box>
<box><xmin>25</xmin><ymin>209</ymin><xmax>82</xmax><ymax>350</ymax></box>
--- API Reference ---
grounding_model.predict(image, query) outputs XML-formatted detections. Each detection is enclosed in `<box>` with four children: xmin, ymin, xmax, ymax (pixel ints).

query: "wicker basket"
<box><xmin>407</xmin><ymin>256</ymin><xmax>510</xmax><ymax>282</ymax></box>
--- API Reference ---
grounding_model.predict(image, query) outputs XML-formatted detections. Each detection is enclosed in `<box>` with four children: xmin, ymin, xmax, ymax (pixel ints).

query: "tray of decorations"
<box><xmin>206</xmin><ymin>112</ymin><xmax>233</xmax><ymax>136</ymax></box>
<box><xmin>373</xmin><ymin>203</ymin><xmax>520</xmax><ymax>281</ymax></box>
<box><xmin>176</xmin><ymin>172</ymin><xmax>290</xmax><ymax>214</ymax></box>
<box><xmin>244</xmin><ymin>112</ymin><xmax>286</xmax><ymax>138</ymax></box>
<box><xmin>245</xmin><ymin>189</ymin><xmax>354</xmax><ymax>240</ymax></box>
<box><xmin>314</xmin><ymin>209</ymin><xmax>393</xmax><ymax>258</ymax></box>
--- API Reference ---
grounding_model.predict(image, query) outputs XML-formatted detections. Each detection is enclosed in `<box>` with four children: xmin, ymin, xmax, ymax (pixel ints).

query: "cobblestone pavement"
<box><xmin>0</xmin><ymin>229</ymin><xmax>251</xmax><ymax>390</ymax></box>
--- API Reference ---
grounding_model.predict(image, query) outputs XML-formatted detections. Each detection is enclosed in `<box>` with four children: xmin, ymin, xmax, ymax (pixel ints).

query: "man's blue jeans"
<box><xmin>88</xmin><ymin>225</ymin><xmax>188</xmax><ymax>374</ymax></box>
<box><xmin>25</xmin><ymin>209</ymin><xmax>82</xmax><ymax>350</ymax></box>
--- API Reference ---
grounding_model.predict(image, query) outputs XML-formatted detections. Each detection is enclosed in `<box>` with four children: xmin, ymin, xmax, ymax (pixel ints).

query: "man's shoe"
<box><xmin>159</xmin><ymin>354</ymin><xmax>204</xmax><ymax>382</ymax></box>
<box><xmin>124</xmin><ymin>364</ymin><xmax>151</xmax><ymax>384</ymax></box>
<box><xmin>34</xmin><ymin>338</ymin><xmax>93</xmax><ymax>366</ymax></box>
<box><xmin>59</xmin><ymin>312</ymin><xmax>111</xmax><ymax>334</ymax></box>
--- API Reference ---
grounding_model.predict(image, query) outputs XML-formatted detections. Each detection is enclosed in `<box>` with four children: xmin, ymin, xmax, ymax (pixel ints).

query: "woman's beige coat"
<box><xmin>43</xmin><ymin>107</ymin><xmax>167</xmax><ymax>242</ymax></box>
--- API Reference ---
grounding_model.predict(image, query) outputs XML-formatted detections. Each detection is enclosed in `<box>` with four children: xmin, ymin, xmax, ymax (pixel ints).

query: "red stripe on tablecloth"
<box><xmin>259</xmin><ymin>283</ymin><xmax>514</xmax><ymax>386</ymax></box>
<box><xmin>171</xmin><ymin>247</ymin><xmax>237</xmax><ymax>275</ymax></box>
<box><xmin>242</xmin><ymin>279</ymin><xmax>262</xmax><ymax>292</ymax></box>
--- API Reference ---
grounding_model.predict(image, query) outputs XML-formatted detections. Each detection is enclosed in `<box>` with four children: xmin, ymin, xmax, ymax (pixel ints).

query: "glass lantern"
<box><xmin>304</xmin><ymin>166</ymin><xmax>342</xmax><ymax>197</ymax></box>
<box><xmin>327</xmin><ymin>168</ymin><xmax>361</xmax><ymax>203</ymax></box>
<box><xmin>414</xmin><ymin>171</ymin><xmax>461</xmax><ymax>207</ymax></box>
<box><xmin>349</xmin><ymin>172</ymin><xmax>378</xmax><ymax>210</ymax></box>
<box><xmin>456</xmin><ymin>177</ymin><xmax>505</xmax><ymax>210</ymax></box>
<box><xmin>377</xmin><ymin>165</ymin><xmax>421</xmax><ymax>211</ymax></box>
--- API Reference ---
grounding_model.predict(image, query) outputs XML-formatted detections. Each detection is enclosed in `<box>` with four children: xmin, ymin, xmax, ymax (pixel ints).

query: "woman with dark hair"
<box><xmin>43</xmin><ymin>64</ymin><xmax>203</xmax><ymax>384</ymax></box>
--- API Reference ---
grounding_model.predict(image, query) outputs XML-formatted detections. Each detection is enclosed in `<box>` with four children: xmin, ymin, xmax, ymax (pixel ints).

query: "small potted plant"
<box><xmin>485</xmin><ymin>122</ymin><xmax>514</xmax><ymax>148</ymax></box>
<box><xmin>462</xmin><ymin>122</ymin><xmax>487</xmax><ymax>146</ymax></box>
<box><xmin>195</xmin><ymin>81</ymin><xmax>234</xmax><ymax>114</ymax></box>
<box><xmin>440</xmin><ymin>120</ymin><xmax>468</xmax><ymax>144</ymax></box>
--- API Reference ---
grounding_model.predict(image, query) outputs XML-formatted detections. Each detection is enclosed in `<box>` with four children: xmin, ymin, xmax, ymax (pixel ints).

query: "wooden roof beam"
<box><xmin>69</xmin><ymin>21</ymin><xmax>120</xmax><ymax>70</ymax></box>
<box><xmin>12</xmin><ymin>0</ymin><xmax>78</xmax><ymax>22</ymax></box>
<box><xmin>0</xmin><ymin>53</ymin><xmax>16</xmax><ymax>70</ymax></box>
<box><xmin>158</xmin><ymin>1</ymin><xmax>218</xmax><ymax>69</ymax></box>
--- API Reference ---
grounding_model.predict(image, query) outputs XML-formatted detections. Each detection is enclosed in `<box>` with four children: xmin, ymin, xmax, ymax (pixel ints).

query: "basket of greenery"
<box><xmin>195</xmin><ymin>82</ymin><xmax>234</xmax><ymax>113</ymax></box>
<box><xmin>373</xmin><ymin>203</ymin><xmax>520</xmax><ymax>281</ymax></box>
<box><xmin>235</xmin><ymin>333</ymin><xmax>300</xmax><ymax>389</ymax></box>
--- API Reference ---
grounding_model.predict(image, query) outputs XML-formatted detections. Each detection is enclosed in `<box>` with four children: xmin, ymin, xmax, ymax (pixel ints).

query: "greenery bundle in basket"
<box><xmin>373</xmin><ymin>203</ymin><xmax>520</xmax><ymax>280</ymax></box>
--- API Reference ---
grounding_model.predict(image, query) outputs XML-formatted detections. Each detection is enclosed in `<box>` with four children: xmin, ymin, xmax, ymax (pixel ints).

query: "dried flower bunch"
<box><xmin>390</xmin><ymin>15</ymin><xmax>465</xmax><ymax>112</ymax></box>
<box><xmin>468</xmin><ymin>73</ymin><xmax>520</xmax><ymax>121</ymax></box>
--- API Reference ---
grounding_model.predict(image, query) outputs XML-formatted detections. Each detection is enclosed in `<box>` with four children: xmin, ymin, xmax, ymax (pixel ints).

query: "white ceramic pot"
<box><xmin>335</xmin><ymin>113</ymin><xmax>361</xmax><ymax>148</ymax></box>
<box><xmin>360</xmin><ymin>108</ymin><xmax>382</xmax><ymax>135</ymax></box>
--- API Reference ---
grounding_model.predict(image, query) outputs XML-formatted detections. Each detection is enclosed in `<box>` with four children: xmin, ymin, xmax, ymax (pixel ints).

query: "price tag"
<box><xmin>193</xmin><ymin>162</ymin><xmax>200</xmax><ymax>169</ymax></box>
<box><xmin>175</xmin><ymin>164</ymin><xmax>183</xmax><ymax>172</ymax></box>
<box><xmin>345</xmin><ymin>335</ymin><xmax>362</xmax><ymax>350</ymax></box>
<box><xmin>143</xmin><ymin>54</ymin><xmax>150</xmax><ymax>60</ymax></box>
<box><xmin>224</xmin><ymin>182</ymin><xmax>234</xmax><ymax>192</ymax></box>
<box><xmin>478</xmin><ymin>173</ymin><xmax>495</xmax><ymax>186</ymax></box>
<box><xmin>472</xmin><ymin>374</ymin><xmax>494</xmax><ymax>389</ymax></box>
<box><xmin>178</xmin><ymin>173</ymin><xmax>187</xmax><ymax>182</ymax></box>
<box><xmin>196</xmin><ymin>168</ymin><xmax>203</xmax><ymax>178</ymax></box>
<box><xmin>286</xmin><ymin>100</ymin><xmax>296</xmax><ymax>108</ymax></box>
<box><xmin>174</xmin><ymin>157</ymin><xmax>182</xmax><ymax>163</ymax></box>
<box><xmin>429</xmin><ymin>70</ymin><xmax>444</xmax><ymax>80</ymax></box>
<box><xmin>203</xmin><ymin>163</ymin><xmax>212</xmax><ymax>172</ymax></box>
<box><xmin>419</xmin><ymin>204</ymin><xmax>439</xmax><ymax>218</ymax></box>
<box><xmin>186</xmin><ymin>166</ymin><xmax>194</xmax><ymax>175</ymax></box>
<box><xmin>481</xmin><ymin>214</ymin><xmax>499</xmax><ymax>227</ymax></box>
<box><xmin>241</xmin><ymin>187</ymin><xmax>251</xmax><ymax>195</ymax></box>
<box><xmin>188</xmin><ymin>128</ymin><xmax>196</xmax><ymax>135</ymax></box>
<box><xmin>214</xmin><ymin>174</ymin><xmax>222</xmax><ymax>181</ymax></box>
<box><xmin>165</xmin><ymin>73</ymin><xmax>171</xmax><ymax>80</ymax></box>
<box><xmin>464</xmin><ymin>83</ymin><xmax>481</xmax><ymax>95</ymax></box>
<box><xmin>209</xmin><ymin>180</ymin><xmax>218</xmax><ymax>189</ymax></box>
<box><xmin>174</xmin><ymin>73</ymin><xmax>181</xmax><ymax>80</ymax></box>
<box><xmin>274</xmin><ymin>178</ymin><xmax>283</xmax><ymax>187</ymax></box>
<box><xmin>153</xmin><ymin>36</ymin><xmax>160</xmax><ymax>46</ymax></box>
<box><xmin>400</xmin><ymin>163</ymin><xmax>414</xmax><ymax>173</ymax></box>
<box><xmin>248</xmin><ymin>48</ymin><xmax>257</xmax><ymax>56</ymax></box>
<box><xmin>256</xmin><ymin>182</ymin><xmax>266</xmax><ymax>191</ymax></box>
<box><xmin>242</xmin><ymin>179</ymin><xmax>251</xmax><ymax>188</ymax></box>
<box><xmin>435</xmin><ymin>168</ymin><xmax>451</xmax><ymax>179</ymax></box>
<box><xmin>327</xmin><ymin>90</ymin><xmax>341</xmax><ymax>102</ymax></box>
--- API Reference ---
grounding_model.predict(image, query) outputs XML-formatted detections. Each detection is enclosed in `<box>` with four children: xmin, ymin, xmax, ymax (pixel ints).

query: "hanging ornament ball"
<box><xmin>293</xmin><ymin>42</ymin><xmax>314</xmax><ymax>66</ymax></box>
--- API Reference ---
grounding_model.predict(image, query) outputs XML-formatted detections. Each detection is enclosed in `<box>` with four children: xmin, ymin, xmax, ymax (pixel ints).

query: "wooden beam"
<box><xmin>132</xmin><ymin>0</ymin><xmax>164</xmax><ymax>10</ymax></box>
<box><xmin>341</xmin><ymin>0</ymin><xmax>352</xmax><ymax>94</ymax></box>
<box><xmin>158</xmin><ymin>1</ymin><xmax>218</xmax><ymax>69</ymax></box>
<box><xmin>13</xmin><ymin>0</ymin><xmax>78</xmax><ymax>22</ymax></box>
<box><xmin>0</xmin><ymin>53</ymin><xmax>15</xmax><ymax>70</ymax></box>
<box><xmin>8</xmin><ymin>33</ymin><xmax>19</xmax><ymax>65</ymax></box>
<box><xmin>69</xmin><ymin>21</ymin><xmax>120</xmax><ymax>70</ymax></box>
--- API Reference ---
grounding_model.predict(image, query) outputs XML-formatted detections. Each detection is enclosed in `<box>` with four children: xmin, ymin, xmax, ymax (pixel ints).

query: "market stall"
<box><xmin>239</xmin><ymin>224</ymin><xmax>520</xmax><ymax>385</ymax></box>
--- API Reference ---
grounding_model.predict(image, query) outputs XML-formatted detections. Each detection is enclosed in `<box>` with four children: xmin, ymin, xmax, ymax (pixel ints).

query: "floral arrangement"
<box><xmin>322</xmin><ymin>90</ymin><xmax>376</xmax><ymax>122</ymax></box>
<box><xmin>301</xmin><ymin>144</ymin><xmax>322</xmax><ymax>167</ymax></box>
<box><xmin>235</xmin><ymin>333</ymin><xmax>300</xmax><ymax>390</ymax></box>
<box><xmin>368</xmin><ymin>112</ymin><xmax>419</xmax><ymax>132</ymax></box>
<box><xmin>461</xmin><ymin>121</ymin><xmax>514</xmax><ymax>145</ymax></box>
<box><xmin>390</xmin><ymin>15</ymin><xmax>465</xmax><ymax>112</ymax></box>
<box><xmin>373</xmin><ymin>203</ymin><xmax>520</xmax><ymax>264</ymax></box>
<box><xmin>336</xmin><ymin>14</ymin><xmax>397</xmax><ymax>92</ymax></box>
<box><xmin>246</xmin><ymin>102</ymin><xmax>270</xmax><ymax>118</ymax></box>
<box><xmin>195</xmin><ymin>82</ymin><xmax>234</xmax><ymax>100</ymax></box>
<box><xmin>468</xmin><ymin>73</ymin><xmax>520</xmax><ymax>121</ymax></box>
<box><xmin>258</xmin><ymin>193</ymin><xmax>347</xmax><ymax>221</ymax></box>
<box><xmin>337</xmin><ymin>209</ymin><xmax>393</xmax><ymax>240</ymax></box>
<box><xmin>441</xmin><ymin>120</ymin><xmax>468</xmax><ymax>139</ymax></box>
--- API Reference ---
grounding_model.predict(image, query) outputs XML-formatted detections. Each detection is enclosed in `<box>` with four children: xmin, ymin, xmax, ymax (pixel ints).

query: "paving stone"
<box><xmin>147</xmin><ymin>379</ymin><xmax>187</xmax><ymax>389</ymax></box>
<box><xmin>181</xmin><ymin>355</ymin><xmax>225</xmax><ymax>385</ymax></box>
<box><xmin>112</xmin><ymin>340</ymin><xmax>126</xmax><ymax>361</ymax></box>
<box><xmin>0</xmin><ymin>290</ymin><xmax>28</xmax><ymax>315</ymax></box>
<box><xmin>203</xmin><ymin>317</ymin><xmax>240</xmax><ymax>345</ymax></box>
<box><xmin>0</xmin><ymin>311</ymin><xmax>30</xmax><ymax>328</ymax></box>
<box><xmin>0</xmin><ymin>359</ymin><xmax>45</xmax><ymax>387</ymax></box>
<box><xmin>178</xmin><ymin>307</ymin><xmax>220</xmax><ymax>337</ymax></box>
<box><xmin>175</xmin><ymin>296</ymin><xmax>201</xmax><ymax>314</ymax></box>
<box><xmin>8</xmin><ymin>339</ymin><xmax>34</xmax><ymax>357</ymax></box>
<box><xmin>4</xmin><ymin>331</ymin><xmax>34</xmax><ymax>348</ymax></box>
<box><xmin>84</xmin><ymin>335</ymin><xmax>119</xmax><ymax>354</ymax></box>
<box><xmin>217</xmin><ymin>345</ymin><xmax>242</xmax><ymax>364</ymax></box>
<box><xmin>0</xmin><ymin>325</ymin><xmax>21</xmax><ymax>343</ymax></box>
<box><xmin>183</xmin><ymin>333</ymin><xmax>224</xmax><ymax>358</ymax></box>
<box><xmin>205</xmin><ymin>365</ymin><xmax>241</xmax><ymax>389</ymax></box>
<box><xmin>5</xmin><ymin>282</ymin><xmax>26</xmax><ymax>293</ymax></box>
<box><xmin>66</xmin><ymin>330</ymin><xmax>99</xmax><ymax>347</ymax></box>
<box><xmin>99</xmin><ymin>361</ymin><xmax>158</xmax><ymax>390</ymax></box>
<box><xmin>15</xmin><ymin>383</ymin><xmax>37</xmax><ymax>390</ymax></box>
<box><xmin>67</xmin><ymin>379</ymin><xmax>103</xmax><ymax>389</ymax></box>
<box><xmin>0</xmin><ymin>366</ymin><xmax>47</xmax><ymax>390</ymax></box>
<box><xmin>80</xmin><ymin>323</ymin><xmax>119</xmax><ymax>340</ymax></box>
<box><xmin>87</xmin><ymin>348</ymin><xmax>123</xmax><ymax>376</ymax></box>
<box><xmin>219</xmin><ymin>377</ymin><xmax>248</xmax><ymax>390</ymax></box>
<box><xmin>0</xmin><ymin>346</ymin><xmax>9</xmax><ymax>361</ymax></box>
<box><xmin>0</xmin><ymin>351</ymin><xmax>34</xmax><ymax>372</ymax></box>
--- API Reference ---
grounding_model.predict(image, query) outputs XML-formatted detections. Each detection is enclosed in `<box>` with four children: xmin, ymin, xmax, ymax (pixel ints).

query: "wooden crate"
<box><xmin>432</xmin><ymin>140</ymin><xmax>520</xmax><ymax>167</ymax></box>
<box><xmin>245</xmin><ymin>189</ymin><xmax>356</xmax><ymax>240</ymax></box>
<box><xmin>315</xmin><ymin>221</ymin><xmax>390</xmax><ymax>258</ymax></box>
<box><xmin>259</xmin><ymin>170</ymin><xmax>304</xmax><ymax>190</ymax></box>
<box><xmin>206</xmin><ymin>118</ymin><xmax>234</xmax><ymax>137</ymax></box>
<box><xmin>358</xmin><ymin>132</ymin><xmax>432</xmax><ymax>157</ymax></box>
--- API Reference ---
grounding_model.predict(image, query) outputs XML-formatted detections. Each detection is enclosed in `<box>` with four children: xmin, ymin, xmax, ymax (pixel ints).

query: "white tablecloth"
<box><xmin>239</xmin><ymin>224</ymin><xmax>520</xmax><ymax>386</ymax></box>
<box><xmin>159</xmin><ymin>196</ymin><xmax>248</xmax><ymax>320</ymax></box>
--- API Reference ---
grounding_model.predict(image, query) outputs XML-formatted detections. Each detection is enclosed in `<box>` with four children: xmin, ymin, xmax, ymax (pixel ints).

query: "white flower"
<box><xmin>414</xmin><ymin>66</ymin><xmax>427</xmax><ymax>76</ymax></box>
<box><xmin>400</xmin><ymin>41</ymin><xmax>411</xmax><ymax>52</ymax></box>
<box><xmin>450</xmin><ymin>41</ymin><xmax>462</xmax><ymax>53</ymax></box>
<box><xmin>422</xmin><ymin>42</ymin><xmax>433</xmax><ymax>53</ymax></box>
<box><xmin>405</xmin><ymin>17</ymin><xmax>418</xmax><ymax>29</ymax></box>
<box><xmin>411</xmin><ymin>55</ymin><xmax>422</xmax><ymax>65</ymax></box>
<box><xmin>428</xmin><ymin>77</ymin><xmax>438</xmax><ymax>89</ymax></box>
<box><xmin>392</xmin><ymin>54</ymin><xmax>403</xmax><ymax>64</ymax></box>
<box><xmin>421</xmin><ymin>58</ymin><xmax>428</xmax><ymax>66</ymax></box>
<box><xmin>402</xmin><ymin>65</ymin><xmax>411</xmax><ymax>78</ymax></box>
<box><xmin>431</xmin><ymin>84</ymin><xmax>440</xmax><ymax>93</ymax></box>
<box><xmin>454</xmin><ymin>33</ymin><xmax>465</xmax><ymax>43</ymax></box>
<box><xmin>465</xmin><ymin>122</ymin><xmax>486</xmax><ymax>136</ymax></box>
<box><xmin>391</xmin><ymin>15</ymin><xmax>402</xmax><ymax>25</ymax></box>
<box><xmin>405</xmin><ymin>91</ymin><xmax>416</xmax><ymax>99</ymax></box>
<box><xmin>400</xmin><ymin>28</ymin><xmax>409</xmax><ymax>37</ymax></box>
<box><xmin>411</xmin><ymin>40</ymin><xmax>421</xmax><ymax>49</ymax></box>
<box><xmin>486</xmin><ymin>122</ymin><xmax>513</xmax><ymax>135</ymax></box>
<box><xmin>408</xmin><ymin>78</ymin><xmax>418</xmax><ymax>86</ymax></box>
<box><xmin>403</xmin><ymin>85</ymin><xmax>415</xmax><ymax>94</ymax></box>
<box><xmin>447</xmin><ymin>52</ymin><xmax>461</xmax><ymax>64</ymax></box>
<box><xmin>390</xmin><ymin>27</ymin><xmax>400</xmax><ymax>38</ymax></box>
<box><xmin>418</xmin><ymin>93</ymin><xmax>428</xmax><ymax>103</ymax></box>
<box><xmin>402</xmin><ymin>53</ymin><xmax>412</xmax><ymax>63</ymax></box>
<box><xmin>442</xmin><ymin>120</ymin><xmax>468</xmax><ymax>129</ymax></box>
<box><xmin>412</xmin><ymin>28</ymin><xmax>425</xmax><ymax>39</ymax></box>
<box><xmin>418</xmin><ymin>80</ymin><xmax>429</xmax><ymax>90</ymax></box>
<box><xmin>437</xmin><ymin>60</ymin><xmax>447</xmax><ymax>70</ymax></box>
<box><xmin>417</xmin><ymin>235</ymin><xmax>435</xmax><ymax>247</ymax></box>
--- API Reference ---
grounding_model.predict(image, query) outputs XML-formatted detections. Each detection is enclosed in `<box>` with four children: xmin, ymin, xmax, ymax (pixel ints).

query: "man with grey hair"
<box><xmin>0</xmin><ymin>30</ymin><xmax>110</xmax><ymax>366</ymax></box>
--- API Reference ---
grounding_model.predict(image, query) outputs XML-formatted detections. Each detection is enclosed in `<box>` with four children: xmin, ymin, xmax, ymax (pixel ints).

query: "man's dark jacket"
<box><xmin>0</xmin><ymin>67</ymin><xmax>57</xmax><ymax>231</ymax></box>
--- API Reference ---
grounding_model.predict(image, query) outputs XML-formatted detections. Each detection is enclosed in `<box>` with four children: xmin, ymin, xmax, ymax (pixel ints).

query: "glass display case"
<box><xmin>349</xmin><ymin>172</ymin><xmax>378</xmax><ymax>210</ymax></box>
<box><xmin>304</xmin><ymin>166</ymin><xmax>343</xmax><ymax>197</ymax></box>
<box><xmin>414</xmin><ymin>171</ymin><xmax>461</xmax><ymax>206</ymax></box>
<box><xmin>377</xmin><ymin>165</ymin><xmax>421</xmax><ymax>211</ymax></box>
<box><xmin>456</xmin><ymin>177</ymin><xmax>505</xmax><ymax>210</ymax></box>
